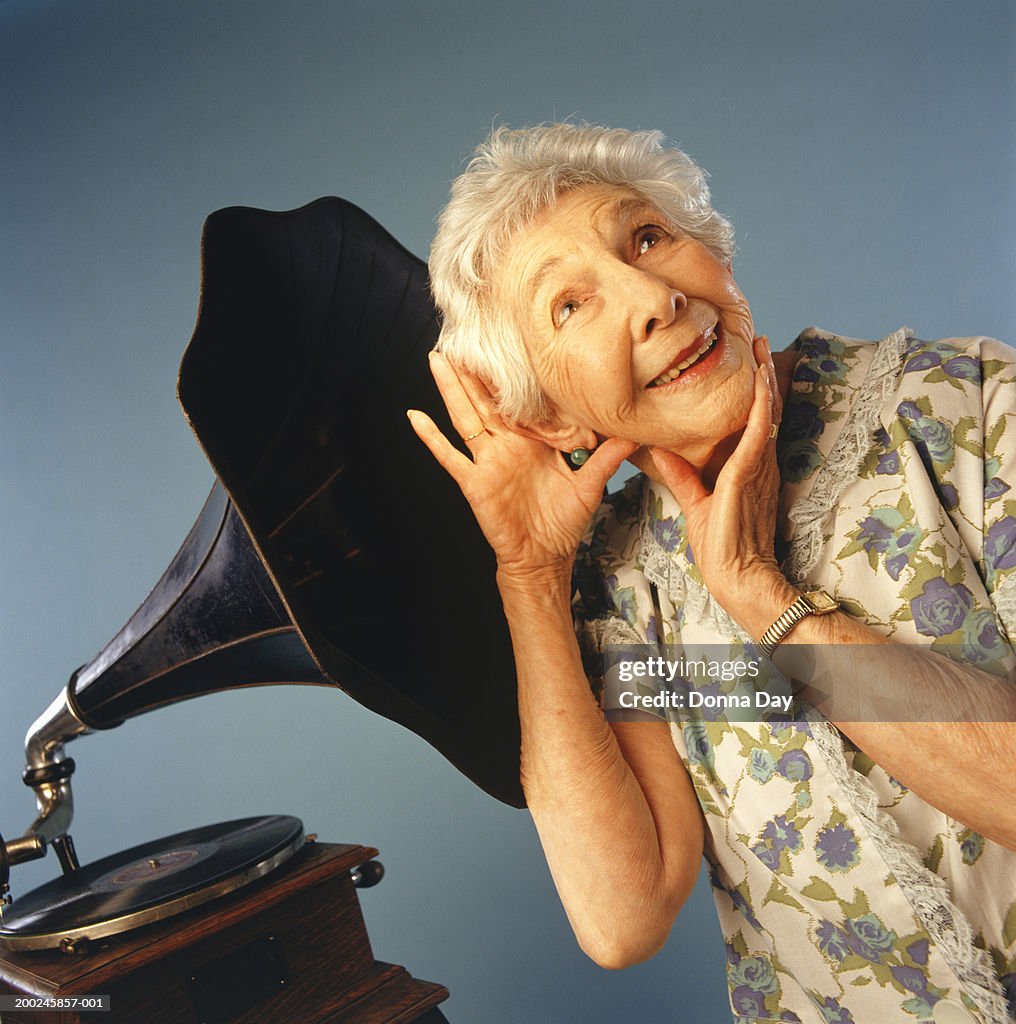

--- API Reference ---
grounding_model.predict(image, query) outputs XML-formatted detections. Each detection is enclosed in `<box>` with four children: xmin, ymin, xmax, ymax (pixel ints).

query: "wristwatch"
<box><xmin>758</xmin><ymin>588</ymin><xmax>839</xmax><ymax>658</ymax></box>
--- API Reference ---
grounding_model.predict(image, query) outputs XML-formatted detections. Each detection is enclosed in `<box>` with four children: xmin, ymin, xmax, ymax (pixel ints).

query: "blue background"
<box><xmin>2</xmin><ymin>2</ymin><xmax>1013</xmax><ymax>1021</ymax></box>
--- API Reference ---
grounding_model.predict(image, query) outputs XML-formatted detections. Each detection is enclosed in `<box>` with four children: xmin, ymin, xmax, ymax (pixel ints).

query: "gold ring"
<box><xmin>769</xmin><ymin>424</ymin><xmax>779</xmax><ymax>440</ymax></box>
<box><xmin>462</xmin><ymin>429</ymin><xmax>485</xmax><ymax>442</ymax></box>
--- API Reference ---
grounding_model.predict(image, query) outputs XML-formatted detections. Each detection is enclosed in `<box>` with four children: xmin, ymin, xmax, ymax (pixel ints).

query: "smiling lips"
<box><xmin>647</xmin><ymin>327</ymin><xmax>719</xmax><ymax>388</ymax></box>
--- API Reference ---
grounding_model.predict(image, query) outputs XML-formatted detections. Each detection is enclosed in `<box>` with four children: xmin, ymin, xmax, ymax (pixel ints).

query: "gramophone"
<box><xmin>0</xmin><ymin>198</ymin><xmax>524</xmax><ymax>1022</ymax></box>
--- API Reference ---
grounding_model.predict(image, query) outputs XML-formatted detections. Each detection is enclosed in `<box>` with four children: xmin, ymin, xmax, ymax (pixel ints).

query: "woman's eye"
<box><xmin>636</xmin><ymin>225</ymin><xmax>667</xmax><ymax>255</ymax></box>
<box><xmin>558</xmin><ymin>300</ymin><xmax>579</xmax><ymax>325</ymax></box>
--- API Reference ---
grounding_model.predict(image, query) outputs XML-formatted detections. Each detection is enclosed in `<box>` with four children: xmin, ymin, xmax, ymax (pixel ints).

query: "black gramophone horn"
<box><xmin>67</xmin><ymin>480</ymin><xmax>330</xmax><ymax>723</ymax></box>
<box><xmin>18</xmin><ymin>199</ymin><xmax>523</xmax><ymax>866</ymax></box>
<box><xmin>176</xmin><ymin>198</ymin><xmax>522</xmax><ymax>806</ymax></box>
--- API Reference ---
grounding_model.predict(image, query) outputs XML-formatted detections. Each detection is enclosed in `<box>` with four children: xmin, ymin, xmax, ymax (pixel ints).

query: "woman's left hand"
<box><xmin>650</xmin><ymin>336</ymin><xmax>795</xmax><ymax>635</ymax></box>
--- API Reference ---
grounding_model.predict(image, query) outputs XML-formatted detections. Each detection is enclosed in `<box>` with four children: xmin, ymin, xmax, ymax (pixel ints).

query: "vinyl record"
<box><xmin>0</xmin><ymin>815</ymin><xmax>304</xmax><ymax>950</ymax></box>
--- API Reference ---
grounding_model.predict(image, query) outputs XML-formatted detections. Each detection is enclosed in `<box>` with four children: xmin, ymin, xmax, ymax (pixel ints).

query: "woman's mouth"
<box><xmin>646</xmin><ymin>328</ymin><xmax>720</xmax><ymax>388</ymax></box>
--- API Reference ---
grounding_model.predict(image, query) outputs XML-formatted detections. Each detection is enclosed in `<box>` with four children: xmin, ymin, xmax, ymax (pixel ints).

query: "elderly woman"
<box><xmin>407</xmin><ymin>124</ymin><xmax>1016</xmax><ymax>1024</ymax></box>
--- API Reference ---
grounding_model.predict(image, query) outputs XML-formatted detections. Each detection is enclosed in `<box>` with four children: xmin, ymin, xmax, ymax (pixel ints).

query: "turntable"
<box><xmin>0</xmin><ymin>197</ymin><xmax>524</xmax><ymax>1021</ymax></box>
<box><xmin>0</xmin><ymin>816</ymin><xmax>307</xmax><ymax>952</ymax></box>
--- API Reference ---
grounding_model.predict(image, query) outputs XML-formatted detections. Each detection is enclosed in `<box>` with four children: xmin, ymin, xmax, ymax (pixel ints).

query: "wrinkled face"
<box><xmin>499</xmin><ymin>184</ymin><xmax>758</xmax><ymax>463</ymax></box>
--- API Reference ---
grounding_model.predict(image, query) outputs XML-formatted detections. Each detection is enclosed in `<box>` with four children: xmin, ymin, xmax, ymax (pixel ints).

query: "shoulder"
<box><xmin>786</xmin><ymin>326</ymin><xmax>879</xmax><ymax>380</ymax></box>
<box><xmin>788</xmin><ymin>326</ymin><xmax>1016</xmax><ymax>402</ymax></box>
<box><xmin>897</xmin><ymin>333</ymin><xmax>1016</xmax><ymax>383</ymax></box>
<box><xmin>886</xmin><ymin>333</ymin><xmax>1016</xmax><ymax>436</ymax></box>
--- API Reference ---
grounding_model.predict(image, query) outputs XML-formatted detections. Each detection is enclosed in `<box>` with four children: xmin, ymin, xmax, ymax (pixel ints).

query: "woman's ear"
<box><xmin>510</xmin><ymin>417</ymin><xmax>599</xmax><ymax>454</ymax></box>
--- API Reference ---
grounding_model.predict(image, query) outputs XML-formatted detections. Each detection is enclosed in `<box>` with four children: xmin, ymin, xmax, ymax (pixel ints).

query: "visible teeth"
<box><xmin>650</xmin><ymin>330</ymin><xmax>717</xmax><ymax>387</ymax></box>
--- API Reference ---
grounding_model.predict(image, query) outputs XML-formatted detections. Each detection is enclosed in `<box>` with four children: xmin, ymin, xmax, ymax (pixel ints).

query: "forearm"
<box><xmin>730</xmin><ymin>575</ymin><xmax>1016</xmax><ymax>848</ymax></box>
<box><xmin>498</xmin><ymin>570</ymin><xmax>703</xmax><ymax>967</ymax></box>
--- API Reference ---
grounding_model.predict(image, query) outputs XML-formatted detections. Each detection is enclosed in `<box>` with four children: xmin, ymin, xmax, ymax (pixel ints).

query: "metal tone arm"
<box><xmin>21</xmin><ymin>685</ymin><xmax>91</xmax><ymax>844</ymax></box>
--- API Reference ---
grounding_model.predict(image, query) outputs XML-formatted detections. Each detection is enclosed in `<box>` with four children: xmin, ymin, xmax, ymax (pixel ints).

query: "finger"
<box><xmin>650</xmin><ymin>447</ymin><xmax>709</xmax><ymax>511</ymax></box>
<box><xmin>753</xmin><ymin>335</ymin><xmax>779</xmax><ymax>397</ymax></box>
<box><xmin>576</xmin><ymin>438</ymin><xmax>640</xmax><ymax>494</ymax></box>
<box><xmin>753</xmin><ymin>334</ymin><xmax>766</xmax><ymax>368</ymax></box>
<box><xmin>753</xmin><ymin>335</ymin><xmax>778</xmax><ymax>409</ymax></box>
<box><xmin>428</xmin><ymin>352</ymin><xmax>488</xmax><ymax>442</ymax></box>
<box><xmin>746</xmin><ymin>362</ymin><xmax>777</xmax><ymax>451</ymax></box>
<box><xmin>760</xmin><ymin>335</ymin><xmax>783</xmax><ymax>422</ymax></box>
<box><xmin>407</xmin><ymin>408</ymin><xmax>473</xmax><ymax>486</ymax></box>
<box><xmin>721</xmin><ymin>366</ymin><xmax>775</xmax><ymax>482</ymax></box>
<box><xmin>452</xmin><ymin>363</ymin><xmax>506</xmax><ymax>432</ymax></box>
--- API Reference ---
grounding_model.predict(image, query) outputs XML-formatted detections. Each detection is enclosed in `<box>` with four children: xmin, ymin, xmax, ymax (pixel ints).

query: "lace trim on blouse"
<box><xmin>577</xmin><ymin>615</ymin><xmax>645</xmax><ymax>649</ymax></box>
<box><xmin>989</xmin><ymin>571</ymin><xmax>1016</xmax><ymax>644</ymax></box>
<box><xmin>638</xmin><ymin>529</ymin><xmax>752</xmax><ymax>643</ymax></box>
<box><xmin>805</xmin><ymin>709</ymin><xmax>1009</xmax><ymax>1023</ymax></box>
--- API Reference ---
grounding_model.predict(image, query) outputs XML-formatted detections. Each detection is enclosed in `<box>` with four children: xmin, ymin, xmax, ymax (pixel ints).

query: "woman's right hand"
<box><xmin>408</xmin><ymin>352</ymin><xmax>638</xmax><ymax>585</ymax></box>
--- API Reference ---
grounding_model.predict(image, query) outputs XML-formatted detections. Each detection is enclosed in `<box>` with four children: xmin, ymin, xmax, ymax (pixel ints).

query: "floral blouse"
<box><xmin>573</xmin><ymin>328</ymin><xmax>1016</xmax><ymax>1024</ymax></box>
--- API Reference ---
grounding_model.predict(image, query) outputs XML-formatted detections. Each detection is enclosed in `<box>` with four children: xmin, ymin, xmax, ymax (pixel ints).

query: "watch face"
<box><xmin>802</xmin><ymin>589</ymin><xmax>838</xmax><ymax>614</ymax></box>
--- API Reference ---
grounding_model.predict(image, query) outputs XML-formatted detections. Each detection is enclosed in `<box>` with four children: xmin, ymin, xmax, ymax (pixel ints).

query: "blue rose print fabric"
<box><xmin>573</xmin><ymin>328</ymin><xmax>1016</xmax><ymax>1024</ymax></box>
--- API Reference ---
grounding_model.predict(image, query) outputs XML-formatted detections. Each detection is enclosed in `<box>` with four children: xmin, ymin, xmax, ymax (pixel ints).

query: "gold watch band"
<box><xmin>757</xmin><ymin>589</ymin><xmax>838</xmax><ymax>658</ymax></box>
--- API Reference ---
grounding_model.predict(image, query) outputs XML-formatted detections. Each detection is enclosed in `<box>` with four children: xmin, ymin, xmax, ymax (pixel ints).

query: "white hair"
<box><xmin>428</xmin><ymin>123</ymin><xmax>736</xmax><ymax>424</ymax></box>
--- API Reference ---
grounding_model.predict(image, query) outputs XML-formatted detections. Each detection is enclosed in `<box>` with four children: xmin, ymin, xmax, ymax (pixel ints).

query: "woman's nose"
<box><xmin>625</xmin><ymin>268</ymin><xmax>687</xmax><ymax>342</ymax></box>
